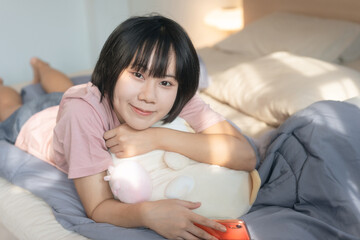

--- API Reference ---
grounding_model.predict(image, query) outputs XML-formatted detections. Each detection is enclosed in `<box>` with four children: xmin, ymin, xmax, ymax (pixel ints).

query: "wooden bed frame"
<box><xmin>242</xmin><ymin>0</ymin><xmax>360</xmax><ymax>25</ymax></box>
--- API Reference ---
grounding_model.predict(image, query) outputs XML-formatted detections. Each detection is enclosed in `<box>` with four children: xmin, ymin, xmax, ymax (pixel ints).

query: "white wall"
<box><xmin>0</xmin><ymin>0</ymin><xmax>229</xmax><ymax>85</ymax></box>
<box><xmin>128</xmin><ymin>0</ymin><xmax>230</xmax><ymax>48</ymax></box>
<box><xmin>0</xmin><ymin>0</ymin><xmax>129</xmax><ymax>85</ymax></box>
<box><xmin>84</xmin><ymin>0</ymin><xmax>129</xmax><ymax>66</ymax></box>
<box><xmin>0</xmin><ymin>0</ymin><xmax>90</xmax><ymax>85</ymax></box>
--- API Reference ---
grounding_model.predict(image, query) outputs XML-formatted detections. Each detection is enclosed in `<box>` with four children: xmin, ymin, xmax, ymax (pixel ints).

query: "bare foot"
<box><xmin>30</xmin><ymin>57</ymin><xmax>49</xmax><ymax>84</ymax></box>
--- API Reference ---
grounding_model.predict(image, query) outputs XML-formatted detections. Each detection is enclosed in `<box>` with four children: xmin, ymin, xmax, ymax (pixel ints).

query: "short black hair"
<box><xmin>91</xmin><ymin>14</ymin><xmax>199</xmax><ymax>123</ymax></box>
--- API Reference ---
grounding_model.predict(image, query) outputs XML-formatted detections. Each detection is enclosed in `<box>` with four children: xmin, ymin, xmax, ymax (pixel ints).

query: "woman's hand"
<box><xmin>140</xmin><ymin>199</ymin><xmax>226</xmax><ymax>240</ymax></box>
<box><xmin>75</xmin><ymin>172</ymin><xmax>225</xmax><ymax>239</ymax></box>
<box><xmin>104</xmin><ymin>123</ymin><xmax>156</xmax><ymax>158</ymax></box>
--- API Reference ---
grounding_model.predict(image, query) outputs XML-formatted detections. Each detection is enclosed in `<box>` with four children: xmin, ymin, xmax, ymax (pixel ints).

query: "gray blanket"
<box><xmin>244</xmin><ymin>100</ymin><xmax>360</xmax><ymax>240</ymax></box>
<box><xmin>1</xmin><ymin>100</ymin><xmax>360</xmax><ymax>240</ymax></box>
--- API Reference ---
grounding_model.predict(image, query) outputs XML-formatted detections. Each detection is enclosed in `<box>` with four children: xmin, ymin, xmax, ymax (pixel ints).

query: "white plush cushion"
<box><xmin>204</xmin><ymin>52</ymin><xmax>360</xmax><ymax>126</ymax></box>
<box><xmin>216</xmin><ymin>12</ymin><xmax>360</xmax><ymax>63</ymax></box>
<box><xmin>109</xmin><ymin>118</ymin><xmax>260</xmax><ymax>219</ymax></box>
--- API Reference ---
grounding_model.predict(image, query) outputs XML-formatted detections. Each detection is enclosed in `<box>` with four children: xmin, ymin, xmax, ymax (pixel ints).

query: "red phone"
<box><xmin>195</xmin><ymin>219</ymin><xmax>250</xmax><ymax>240</ymax></box>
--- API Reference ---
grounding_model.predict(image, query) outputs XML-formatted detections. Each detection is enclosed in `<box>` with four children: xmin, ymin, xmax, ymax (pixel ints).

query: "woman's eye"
<box><xmin>133</xmin><ymin>72</ymin><xmax>144</xmax><ymax>79</ymax></box>
<box><xmin>160</xmin><ymin>81</ymin><xmax>172</xmax><ymax>87</ymax></box>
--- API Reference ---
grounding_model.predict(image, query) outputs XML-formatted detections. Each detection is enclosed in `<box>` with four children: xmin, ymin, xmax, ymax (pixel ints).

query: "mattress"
<box><xmin>0</xmin><ymin>177</ymin><xmax>88</xmax><ymax>240</ymax></box>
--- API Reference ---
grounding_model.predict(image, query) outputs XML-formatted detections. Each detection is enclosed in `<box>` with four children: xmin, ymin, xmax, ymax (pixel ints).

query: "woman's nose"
<box><xmin>138</xmin><ymin>81</ymin><xmax>156</xmax><ymax>103</ymax></box>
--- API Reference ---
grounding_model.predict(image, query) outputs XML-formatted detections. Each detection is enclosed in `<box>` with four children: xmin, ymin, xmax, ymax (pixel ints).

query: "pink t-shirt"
<box><xmin>15</xmin><ymin>82</ymin><xmax>225</xmax><ymax>179</ymax></box>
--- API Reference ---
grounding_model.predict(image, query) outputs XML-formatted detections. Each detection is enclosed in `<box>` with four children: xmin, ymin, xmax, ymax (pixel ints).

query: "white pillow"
<box><xmin>340</xmin><ymin>35</ymin><xmax>360</xmax><ymax>63</ymax></box>
<box><xmin>216</xmin><ymin>12</ymin><xmax>360</xmax><ymax>63</ymax></box>
<box><xmin>345</xmin><ymin>96</ymin><xmax>360</xmax><ymax>109</ymax></box>
<box><xmin>204</xmin><ymin>52</ymin><xmax>360</xmax><ymax>126</ymax></box>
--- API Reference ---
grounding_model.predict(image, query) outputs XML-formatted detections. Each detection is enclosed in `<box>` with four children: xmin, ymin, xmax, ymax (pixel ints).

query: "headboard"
<box><xmin>242</xmin><ymin>0</ymin><xmax>360</xmax><ymax>25</ymax></box>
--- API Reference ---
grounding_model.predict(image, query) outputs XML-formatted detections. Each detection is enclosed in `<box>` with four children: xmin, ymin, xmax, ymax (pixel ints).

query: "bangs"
<box><xmin>130</xmin><ymin>34</ymin><xmax>174</xmax><ymax>79</ymax></box>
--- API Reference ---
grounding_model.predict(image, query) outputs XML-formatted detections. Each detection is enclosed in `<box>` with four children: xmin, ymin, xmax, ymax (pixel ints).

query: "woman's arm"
<box><xmin>158</xmin><ymin>120</ymin><xmax>256</xmax><ymax>171</ymax></box>
<box><xmin>104</xmin><ymin>120</ymin><xmax>256</xmax><ymax>171</ymax></box>
<box><xmin>74</xmin><ymin>171</ymin><xmax>226</xmax><ymax>240</ymax></box>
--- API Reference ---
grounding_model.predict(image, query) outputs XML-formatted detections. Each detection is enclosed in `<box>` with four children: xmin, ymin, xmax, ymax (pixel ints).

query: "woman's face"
<box><xmin>112</xmin><ymin>52</ymin><xmax>178</xmax><ymax>130</ymax></box>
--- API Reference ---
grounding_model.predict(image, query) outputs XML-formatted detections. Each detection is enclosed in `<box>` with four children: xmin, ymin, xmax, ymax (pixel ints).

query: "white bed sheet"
<box><xmin>199</xmin><ymin>92</ymin><xmax>274</xmax><ymax>139</ymax></box>
<box><xmin>0</xmin><ymin>177</ymin><xmax>88</xmax><ymax>240</ymax></box>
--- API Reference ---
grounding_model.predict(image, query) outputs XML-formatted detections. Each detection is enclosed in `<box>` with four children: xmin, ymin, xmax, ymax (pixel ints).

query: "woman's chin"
<box><xmin>127</xmin><ymin>121</ymin><xmax>155</xmax><ymax>131</ymax></box>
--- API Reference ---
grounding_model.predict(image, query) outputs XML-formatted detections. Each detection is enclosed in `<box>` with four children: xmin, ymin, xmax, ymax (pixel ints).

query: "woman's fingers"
<box><xmin>105</xmin><ymin>137</ymin><xmax>118</xmax><ymax>148</ymax></box>
<box><xmin>188</xmin><ymin>223</ymin><xmax>219</xmax><ymax>240</ymax></box>
<box><xmin>103</xmin><ymin>128</ymin><xmax>117</xmax><ymax>140</ymax></box>
<box><xmin>176</xmin><ymin>200</ymin><xmax>201</xmax><ymax>210</ymax></box>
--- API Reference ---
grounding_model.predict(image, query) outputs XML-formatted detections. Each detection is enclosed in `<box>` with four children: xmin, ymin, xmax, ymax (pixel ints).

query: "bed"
<box><xmin>1</xmin><ymin>1</ymin><xmax>360</xmax><ymax>239</ymax></box>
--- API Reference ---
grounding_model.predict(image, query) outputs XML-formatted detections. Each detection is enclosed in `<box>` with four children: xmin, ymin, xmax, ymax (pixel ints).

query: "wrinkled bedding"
<box><xmin>244</xmin><ymin>101</ymin><xmax>360</xmax><ymax>239</ymax></box>
<box><xmin>0</xmin><ymin>100</ymin><xmax>360</xmax><ymax>240</ymax></box>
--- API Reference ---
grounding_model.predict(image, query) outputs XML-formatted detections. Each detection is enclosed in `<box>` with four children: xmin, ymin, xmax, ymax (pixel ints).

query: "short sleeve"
<box><xmin>53</xmin><ymin>98</ymin><xmax>112</xmax><ymax>179</ymax></box>
<box><xmin>179</xmin><ymin>94</ymin><xmax>226</xmax><ymax>132</ymax></box>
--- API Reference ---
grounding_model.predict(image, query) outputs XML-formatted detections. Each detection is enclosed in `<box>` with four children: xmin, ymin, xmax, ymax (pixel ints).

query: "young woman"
<box><xmin>0</xmin><ymin>15</ymin><xmax>256</xmax><ymax>240</ymax></box>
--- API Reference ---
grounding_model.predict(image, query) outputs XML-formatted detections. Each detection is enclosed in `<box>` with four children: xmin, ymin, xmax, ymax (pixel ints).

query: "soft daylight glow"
<box><xmin>318</xmin><ymin>78</ymin><xmax>360</xmax><ymax>99</ymax></box>
<box><xmin>204</xmin><ymin>7</ymin><xmax>243</xmax><ymax>31</ymax></box>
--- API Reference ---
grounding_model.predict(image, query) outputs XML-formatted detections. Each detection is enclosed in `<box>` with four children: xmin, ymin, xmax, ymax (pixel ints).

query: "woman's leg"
<box><xmin>0</xmin><ymin>78</ymin><xmax>22</xmax><ymax>121</ymax></box>
<box><xmin>0</xmin><ymin>57</ymin><xmax>74</xmax><ymax>122</ymax></box>
<box><xmin>31</xmin><ymin>57</ymin><xmax>74</xmax><ymax>93</ymax></box>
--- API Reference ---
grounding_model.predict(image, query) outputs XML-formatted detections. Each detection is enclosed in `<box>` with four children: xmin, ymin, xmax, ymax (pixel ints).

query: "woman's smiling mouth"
<box><xmin>130</xmin><ymin>104</ymin><xmax>154</xmax><ymax>116</ymax></box>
